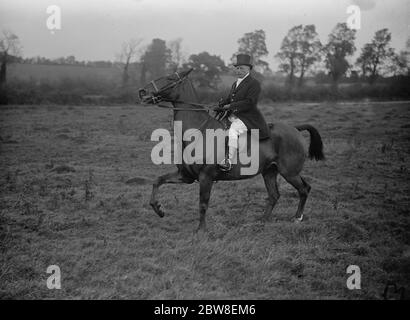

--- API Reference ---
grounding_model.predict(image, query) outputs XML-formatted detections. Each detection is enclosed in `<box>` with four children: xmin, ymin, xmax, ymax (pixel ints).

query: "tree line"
<box><xmin>117</xmin><ymin>23</ymin><xmax>409</xmax><ymax>91</ymax></box>
<box><xmin>1</xmin><ymin>23</ymin><xmax>409</xmax><ymax>92</ymax></box>
<box><xmin>276</xmin><ymin>23</ymin><xmax>409</xmax><ymax>90</ymax></box>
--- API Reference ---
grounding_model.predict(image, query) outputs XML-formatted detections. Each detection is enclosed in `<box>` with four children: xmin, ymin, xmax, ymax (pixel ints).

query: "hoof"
<box><xmin>195</xmin><ymin>223</ymin><xmax>207</xmax><ymax>234</ymax></box>
<box><xmin>292</xmin><ymin>215</ymin><xmax>304</xmax><ymax>223</ymax></box>
<box><xmin>150</xmin><ymin>202</ymin><xmax>165</xmax><ymax>218</ymax></box>
<box><xmin>194</xmin><ymin>228</ymin><xmax>208</xmax><ymax>241</ymax></box>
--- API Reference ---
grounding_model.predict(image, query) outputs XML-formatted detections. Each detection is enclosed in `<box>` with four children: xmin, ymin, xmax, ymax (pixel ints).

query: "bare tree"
<box><xmin>0</xmin><ymin>29</ymin><xmax>22</xmax><ymax>85</ymax></box>
<box><xmin>118</xmin><ymin>38</ymin><xmax>143</xmax><ymax>85</ymax></box>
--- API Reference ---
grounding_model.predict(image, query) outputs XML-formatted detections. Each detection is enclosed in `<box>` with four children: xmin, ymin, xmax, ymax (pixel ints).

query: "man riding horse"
<box><xmin>138</xmin><ymin>64</ymin><xmax>325</xmax><ymax>231</ymax></box>
<box><xmin>215</xmin><ymin>54</ymin><xmax>271</xmax><ymax>171</ymax></box>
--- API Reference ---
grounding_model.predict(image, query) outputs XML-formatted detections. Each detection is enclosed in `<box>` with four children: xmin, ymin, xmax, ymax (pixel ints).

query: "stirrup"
<box><xmin>218</xmin><ymin>158</ymin><xmax>232</xmax><ymax>172</ymax></box>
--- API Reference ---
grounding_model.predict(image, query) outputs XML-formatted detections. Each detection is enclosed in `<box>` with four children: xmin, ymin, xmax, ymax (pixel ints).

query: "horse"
<box><xmin>138</xmin><ymin>68</ymin><xmax>325</xmax><ymax>232</ymax></box>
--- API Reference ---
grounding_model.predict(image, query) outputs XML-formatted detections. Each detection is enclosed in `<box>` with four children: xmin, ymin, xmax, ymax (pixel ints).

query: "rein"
<box><xmin>140</xmin><ymin>72</ymin><xmax>217</xmax><ymax>112</ymax></box>
<box><xmin>156</xmin><ymin>99</ymin><xmax>230</xmax><ymax>128</ymax></box>
<box><xmin>139</xmin><ymin>70</ymin><xmax>228</xmax><ymax>125</ymax></box>
<box><xmin>153</xmin><ymin>100</ymin><xmax>228</xmax><ymax>131</ymax></box>
<box><xmin>158</xmin><ymin>99</ymin><xmax>216</xmax><ymax>112</ymax></box>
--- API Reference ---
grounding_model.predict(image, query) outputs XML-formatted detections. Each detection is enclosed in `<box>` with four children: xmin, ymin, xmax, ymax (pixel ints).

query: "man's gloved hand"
<box><xmin>213</xmin><ymin>106</ymin><xmax>225</xmax><ymax>113</ymax></box>
<box><xmin>214</xmin><ymin>104</ymin><xmax>231</xmax><ymax>112</ymax></box>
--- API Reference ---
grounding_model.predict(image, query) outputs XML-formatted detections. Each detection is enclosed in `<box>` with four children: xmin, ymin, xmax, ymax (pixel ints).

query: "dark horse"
<box><xmin>139</xmin><ymin>69</ymin><xmax>325</xmax><ymax>232</ymax></box>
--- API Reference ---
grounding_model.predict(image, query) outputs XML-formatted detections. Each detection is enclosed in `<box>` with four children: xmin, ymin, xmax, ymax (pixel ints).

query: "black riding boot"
<box><xmin>219</xmin><ymin>137</ymin><xmax>232</xmax><ymax>171</ymax></box>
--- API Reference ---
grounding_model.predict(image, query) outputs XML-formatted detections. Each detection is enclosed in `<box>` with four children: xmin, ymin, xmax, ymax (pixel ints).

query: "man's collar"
<box><xmin>237</xmin><ymin>72</ymin><xmax>250</xmax><ymax>81</ymax></box>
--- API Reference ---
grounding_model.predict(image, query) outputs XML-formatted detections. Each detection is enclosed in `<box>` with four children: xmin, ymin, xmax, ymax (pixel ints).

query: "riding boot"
<box><xmin>219</xmin><ymin>138</ymin><xmax>232</xmax><ymax>172</ymax></box>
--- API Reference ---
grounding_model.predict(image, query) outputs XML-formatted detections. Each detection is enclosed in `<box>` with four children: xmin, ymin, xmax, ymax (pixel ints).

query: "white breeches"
<box><xmin>228</xmin><ymin>116</ymin><xmax>247</xmax><ymax>148</ymax></box>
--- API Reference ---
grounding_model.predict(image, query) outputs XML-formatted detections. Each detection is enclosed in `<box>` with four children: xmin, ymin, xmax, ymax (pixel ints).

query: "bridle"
<box><xmin>138</xmin><ymin>70</ymin><xmax>230</xmax><ymax>128</ymax></box>
<box><xmin>138</xmin><ymin>71</ymin><xmax>216</xmax><ymax>112</ymax></box>
<box><xmin>138</xmin><ymin>71</ymin><xmax>186</xmax><ymax>104</ymax></box>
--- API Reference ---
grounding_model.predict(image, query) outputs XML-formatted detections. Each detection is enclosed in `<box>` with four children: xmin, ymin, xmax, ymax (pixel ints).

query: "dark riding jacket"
<box><xmin>220</xmin><ymin>75</ymin><xmax>270</xmax><ymax>139</ymax></box>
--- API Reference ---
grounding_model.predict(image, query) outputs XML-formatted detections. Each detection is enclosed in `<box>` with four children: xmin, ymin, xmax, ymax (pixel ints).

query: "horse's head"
<box><xmin>138</xmin><ymin>68</ymin><xmax>193</xmax><ymax>104</ymax></box>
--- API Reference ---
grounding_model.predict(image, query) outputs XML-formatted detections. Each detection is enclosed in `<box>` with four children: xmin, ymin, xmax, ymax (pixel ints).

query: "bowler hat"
<box><xmin>233</xmin><ymin>54</ymin><xmax>253</xmax><ymax>69</ymax></box>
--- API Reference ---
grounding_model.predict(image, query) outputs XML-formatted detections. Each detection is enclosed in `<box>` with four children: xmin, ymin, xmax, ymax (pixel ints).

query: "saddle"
<box><xmin>214</xmin><ymin>110</ymin><xmax>231</xmax><ymax>130</ymax></box>
<box><xmin>213</xmin><ymin>110</ymin><xmax>268</xmax><ymax>163</ymax></box>
<box><xmin>214</xmin><ymin>109</ymin><xmax>271</xmax><ymax>141</ymax></box>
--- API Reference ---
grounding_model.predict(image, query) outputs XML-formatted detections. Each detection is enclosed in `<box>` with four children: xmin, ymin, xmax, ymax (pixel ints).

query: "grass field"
<box><xmin>0</xmin><ymin>101</ymin><xmax>409</xmax><ymax>299</ymax></box>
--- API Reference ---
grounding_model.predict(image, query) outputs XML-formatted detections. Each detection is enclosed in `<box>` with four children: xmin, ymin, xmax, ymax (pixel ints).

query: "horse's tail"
<box><xmin>295</xmin><ymin>124</ymin><xmax>325</xmax><ymax>161</ymax></box>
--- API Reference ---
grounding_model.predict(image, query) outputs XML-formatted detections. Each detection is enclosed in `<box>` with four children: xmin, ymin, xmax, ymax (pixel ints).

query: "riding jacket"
<box><xmin>220</xmin><ymin>75</ymin><xmax>270</xmax><ymax>139</ymax></box>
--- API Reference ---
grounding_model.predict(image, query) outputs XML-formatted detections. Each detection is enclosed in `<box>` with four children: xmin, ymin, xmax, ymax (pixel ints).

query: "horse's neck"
<box><xmin>172</xmin><ymin>84</ymin><xmax>219</xmax><ymax>131</ymax></box>
<box><xmin>173</xmin><ymin>104</ymin><xmax>209</xmax><ymax>130</ymax></box>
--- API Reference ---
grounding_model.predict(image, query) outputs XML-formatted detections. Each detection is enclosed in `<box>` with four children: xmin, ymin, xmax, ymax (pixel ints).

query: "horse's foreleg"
<box><xmin>197</xmin><ymin>172</ymin><xmax>214</xmax><ymax>232</ymax></box>
<box><xmin>262</xmin><ymin>168</ymin><xmax>280</xmax><ymax>221</ymax></box>
<box><xmin>283</xmin><ymin>175</ymin><xmax>311</xmax><ymax>222</ymax></box>
<box><xmin>150</xmin><ymin>170</ymin><xmax>187</xmax><ymax>217</ymax></box>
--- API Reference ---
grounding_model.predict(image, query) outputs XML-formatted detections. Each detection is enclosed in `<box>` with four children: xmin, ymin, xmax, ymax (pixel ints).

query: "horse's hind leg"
<box><xmin>262</xmin><ymin>168</ymin><xmax>280</xmax><ymax>221</ymax></box>
<box><xmin>283</xmin><ymin>175</ymin><xmax>311</xmax><ymax>222</ymax></box>
<box><xmin>150</xmin><ymin>170</ymin><xmax>188</xmax><ymax>218</ymax></box>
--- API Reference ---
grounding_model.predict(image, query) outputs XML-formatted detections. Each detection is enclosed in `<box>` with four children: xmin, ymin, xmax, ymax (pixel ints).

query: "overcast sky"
<box><xmin>0</xmin><ymin>0</ymin><xmax>409</xmax><ymax>66</ymax></box>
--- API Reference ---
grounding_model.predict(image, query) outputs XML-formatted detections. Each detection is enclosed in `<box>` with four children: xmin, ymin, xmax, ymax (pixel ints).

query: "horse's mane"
<box><xmin>183</xmin><ymin>77</ymin><xmax>200</xmax><ymax>105</ymax></box>
<box><xmin>174</xmin><ymin>76</ymin><xmax>224</xmax><ymax>131</ymax></box>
